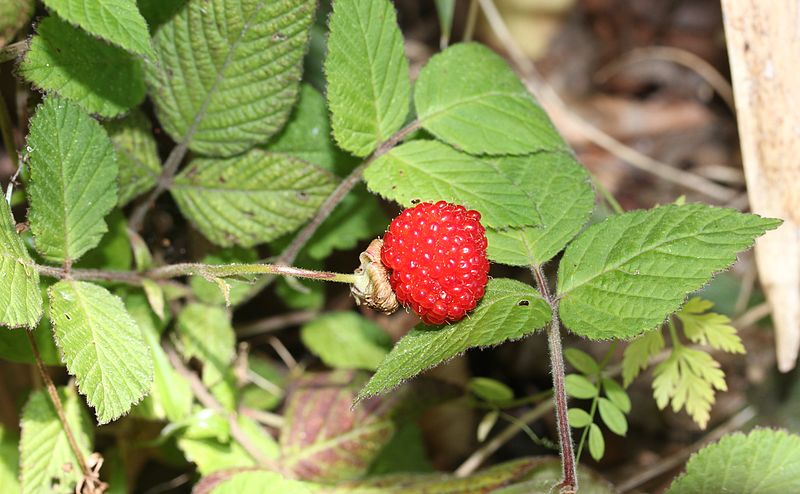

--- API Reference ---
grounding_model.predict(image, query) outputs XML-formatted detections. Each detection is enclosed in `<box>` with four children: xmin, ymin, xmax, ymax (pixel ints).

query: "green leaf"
<box><xmin>622</xmin><ymin>329</ymin><xmax>664</xmax><ymax>387</ymax></box>
<box><xmin>210</xmin><ymin>471</ymin><xmax>315</xmax><ymax>494</ymax></box>
<box><xmin>564</xmin><ymin>348</ymin><xmax>599</xmax><ymax>376</ymax></box>
<box><xmin>49</xmin><ymin>281</ymin><xmax>153</xmax><ymax>424</ymax></box>
<box><xmin>557</xmin><ymin>204</ymin><xmax>781</xmax><ymax>339</ymax></box>
<box><xmin>0</xmin><ymin>425</ymin><xmax>19</xmax><ymax>493</ymax></box>
<box><xmin>368</xmin><ymin>423</ymin><xmax>434</xmax><ymax>475</ymax></box>
<box><xmin>677</xmin><ymin>297</ymin><xmax>745</xmax><ymax>354</ymax></box>
<box><xmin>597</xmin><ymin>398</ymin><xmax>627</xmax><ymax>436</ymax></box>
<box><xmin>485</xmin><ymin>152</ymin><xmax>594</xmax><ymax>266</ymax></box>
<box><xmin>136</xmin><ymin>0</ymin><xmax>184</xmax><ymax>32</ymax></box>
<box><xmin>364</xmin><ymin>140</ymin><xmax>541</xmax><ymax>229</ymax></box>
<box><xmin>26</xmin><ymin>97</ymin><xmax>118</xmax><ymax>264</ymax></box>
<box><xmin>568</xmin><ymin>408</ymin><xmax>592</xmax><ymax>428</ymax></box>
<box><xmin>170</xmin><ymin>150</ymin><xmax>337</xmax><ymax>247</ymax></box>
<box><xmin>325</xmin><ymin>0</ymin><xmax>410</xmax><ymax>156</ymax></box>
<box><xmin>414</xmin><ymin>43</ymin><xmax>564</xmax><ymax>156</ymax></box>
<box><xmin>75</xmin><ymin>209</ymin><xmax>133</xmax><ymax>271</ymax></box>
<box><xmin>357</xmin><ymin>279</ymin><xmax>550</xmax><ymax>400</ymax></box>
<box><xmin>565</xmin><ymin>374</ymin><xmax>597</xmax><ymax>399</ymax></box>
<box><xmin>104</xmin><ymin>109</ymin><xmax>161</xmax><ymax>206</ymax></box>
<box><xmin>0</xmin><ymin>0</ymin><xmax>33</xmax><ymax>45</ymax></box>
<box><xmin>0</xmin><ymin>197</ymin><xmax>42</xmax><ymax>328</ymax></box>
<box><xmin>652</xmin><ymin>346</ymin><xmax>726</xmax><ymax>429</ymax></box>
<box><xmin>20</xmin><ymin>387</ymin><xmax>93</xmax><ymax>494</ymax></box>
<box><xmin>176</xmin><ymin>303</ymin><xmax>234</xmax><ymax>388</ymax></box>
<box><xmin>300</xmin><ymin>312</ymin><xmax>391</xmax><ymax>371</ymax></box>
<box><xmin>263</xmin><ymin>83</ymin><xmax>350</xmax><ymax>174</ymax></box>
<box><xmin>587</xmin><ymin>423</ymin><xmax>605</xmax><ymax>461</ymax></box>
<box><xmin>190</xmin><ymin>247</ymin><xmax>258</xmax><ymax>306</ymax></box>
<box><xmin>0</xmin><ymin>283</ymin><xmax>60</xmax><ymax>364</ymax></box>
<box><xmin>145</xmin><ymin>0</ymin><xmax>314</xmax><ymax>157</ymax></box>
<box><xmin>20</xmin><ymin>16</ymin><xmax>146</xmax><ymax>117</ymax></box>
<box><xmin>41</xmin><ymin>0</ymin><xmax>155</xmax><ymax>57</ymax></box>
<box><xmin>667</xmin><ymin>429</ymin><xmax>800</xmax><ymax>494</ymax></box>
<box><xmin>241</xmin><ymin>356</ymin><xmax>285</xmax><ymax>411</ymax></box>
<box><xmin>469</xmin><ymin>377</ymin><xmax>515</xmax><ymax>403</ymax></box>
<box><xmin>601</xmin><ymin>378</ymin><xmax>631</xmax><ymax>413</ymax></box>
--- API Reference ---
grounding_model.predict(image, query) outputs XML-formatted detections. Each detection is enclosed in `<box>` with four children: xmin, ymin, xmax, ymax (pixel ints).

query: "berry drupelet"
<box><xmin>380</xmin><ymin>201</ymin><xmax>490</xmax><ymax>325</ymax></box>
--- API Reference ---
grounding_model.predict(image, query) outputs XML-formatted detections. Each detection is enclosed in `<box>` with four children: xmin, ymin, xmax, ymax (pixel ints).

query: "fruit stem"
<box><xmin>533</xmin><ymin>266</ymin><xmax>578</xmax><ymax>494</ymax></box>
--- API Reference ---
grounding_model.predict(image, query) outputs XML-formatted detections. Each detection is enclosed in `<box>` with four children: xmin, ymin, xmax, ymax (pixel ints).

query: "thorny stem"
<box><xmin>26</xmin><ymin>332</ymin><xmax>94</xmax><ymax>482</ymax></box>
<box><xmin>533</xmin><ymin>266</ymin><xmax>577</xmax><ymax>494</ymax></box>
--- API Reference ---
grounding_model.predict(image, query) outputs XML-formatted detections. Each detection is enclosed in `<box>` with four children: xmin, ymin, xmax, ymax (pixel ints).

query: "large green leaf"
<box><xmin>104</xmin><ymin>109</ymin><xmax>161</xmax><ymax>206</ymax></box>
<box><xmin>171</xmin><ymin>150</ymin><xmax>337</xmax><ymax>247</ymax></box>
<box><xmin>485</xmin><ymin>152</ymin><xmax>594</xmax><ymax>266</ymax></box>
<box><xmin>145</xmin><ymin>0</ymin><xmax>314</xmax><ymax>157</ymax></box>
<box><xmin>20</xmin><ymin>16</ymin><xmax>146</xmax><ymax>117</ymax></box>
<box><xmin>20</xmin><ymin>387</ymin><xmax>93</xmax><ymax>494</ymax></box>
<box><xmin>49</xmin><ymin>281</ymin><xmax>153</xmax><ymax>424</ymax></box>
<box><xmin>41</xmin><ymin>0</ymin><xmax>155</xmax><ymax>57</ymax></box>
<box><xmin>26</xmin><ymin>97</ymin><xmax>118</xmax><ymax>264</ymax></box>
<box><xmin>0</xmin><ymin>425</ymin><xmax>19</xmax><ymax>493</ymax></box>
<box><xmin>357</xmin><ymin>279</ymin><xmax>550</xmax><ymax>401</ymax></box>
<box><xmin>0</xmin><ymin>197</ymin><xmax>42</xmax><ymax>328</ymax></box>
<box><xmin>414</xmin><ymin>43</ymin><xmax>563</xmax><ymax>156</ymax></box>
<box><xmin>325</xmin><ymin>0</ymin><xmax>410</xmax><ymax>157</ymax></box>
<box><xmin>364</xmin><ymin>140</ymin><xmax>541</xmax><ymax>229</ymax></box>
<box><xmin>301</xmin><ymin>312</ymin><xmax>391</xmax><ymax>371</ymax></box>
<box><xmin>176</xmin><ymin>303</ymin><xmax>234</xmax><ymax>387</ymax></box>
<box><xmin>667</xmin><ymin>429</ymin><xmax>800</xmax><ymax>494</ymax></box>
<box><xmin>557</xmin><ymin>205</ymin><xmax>781</xmax><ymax>339</ymax></box>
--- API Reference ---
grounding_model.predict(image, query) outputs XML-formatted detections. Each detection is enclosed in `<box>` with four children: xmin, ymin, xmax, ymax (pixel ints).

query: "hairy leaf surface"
<box><xmin>0</xmin><ymin>198</ymin><xmax>42</xmax><ymax>328</ymax></box>
<box><xmin>104</xmin><ymin>109</ymin><xmax>161</xmax><ymax>205</ymax></box>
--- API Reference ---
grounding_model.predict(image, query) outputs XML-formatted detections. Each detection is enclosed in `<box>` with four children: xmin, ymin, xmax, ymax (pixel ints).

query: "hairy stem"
<box><xmin>26</xmin><ymin>331</ymin><xmax>92</xmax><ymax>479</ymax></box>
<box><xmin>533</xmin><ymin>266</ymin><xmax>577</xmax><ymax>493</ymax></box>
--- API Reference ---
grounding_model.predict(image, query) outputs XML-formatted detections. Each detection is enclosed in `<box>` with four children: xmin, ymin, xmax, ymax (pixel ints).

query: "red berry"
<box><xmin>381</xmin><ymin>201</ymin><xmax>490</xmax><ymax>325</ymax></box>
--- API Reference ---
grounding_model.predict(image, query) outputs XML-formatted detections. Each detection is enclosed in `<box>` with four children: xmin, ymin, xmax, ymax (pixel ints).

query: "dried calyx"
<box><xmin>351</xmin><ymin>238</ymin><xmax>399</xmax><ymax>314</ymax></box>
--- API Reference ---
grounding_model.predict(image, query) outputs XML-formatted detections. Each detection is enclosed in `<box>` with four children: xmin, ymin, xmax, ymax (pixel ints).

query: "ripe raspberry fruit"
<box><xmin>381</xmin><ymin>201</ymin><xmax>490</xmax><ymax>325</ymax></box>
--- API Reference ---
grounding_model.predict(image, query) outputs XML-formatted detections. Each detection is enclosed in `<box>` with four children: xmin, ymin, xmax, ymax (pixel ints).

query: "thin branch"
<box><xmin>477</xmin><ymin>0</ymin><xmax>736</xmax><ymax>203</ymax></box>
<box><xmin>164</xmin><ymin>343</ymin><xmax>282</xmax><ymax>472</ymax></box>
<box><xmin>0</xmin><ymin>40</ymin><xmax>27</xmax><ymax>64</ymax></box>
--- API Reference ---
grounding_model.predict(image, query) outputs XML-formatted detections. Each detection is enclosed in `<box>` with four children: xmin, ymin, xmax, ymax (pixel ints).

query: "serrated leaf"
<box><xmin>587</xmin><ymin>423</ymin><xmax>604</xmax><ymax>461</ymax></box>
<box><xmin>263</xmin><ymin>83</ymin><xmax>350</xmax><ymax>174</ymax></box>
<box><xmin>281</xmin><ymin>371</ymin><xmax>396</xmax><ymax>482</ymax></box>
<box><xmin>20</xmin><ymin>387</ymin><xmax>93</xmax><ymax>494</ymax></box>
<box><xmin>0</xmin><ymin>425</ymin><xmax>19</xmax><ymax>493</ymax></box>
<box><xmin>171</xmin><ymin>150</ymin><xmax>337</xmax><ymax>247</ymax></box>
<box><xmin>26</xmin><ymin>97</ymin><xmax>118</xmax><ymax>264</ymax></box>
<box><xmin>667</xmin><ymin>429</ymin><xmax>800</xmax><ymax>494</ymax></box>
<box><xmin>210</xmin><ymin>471</ymin><xmax>315</xmax><ymax>494</ymax></box>
<box><xmin>0</xmin><ymin>197</ymin><xmax>42</xmax><ymax>328</ymax></box>
<box><xmin>41</xmin><ymin>0</ymin><xmax>155</xmax><ymax>57</ymax></box>
<box><xmin>176</xmin><ymin>303</ymin><xmax>234</xmax><ymax>389</ymax></box>
<box><xmin>325</xmin><ymin>0</ymin><xmax>410</xmax><ymax>157</ymax></box>
<box><xmin>20</xmin><ymin>16</ymin><xmax>146</xmax><ymax>117</ymax></box>
<box><xmin>136</xmin><ymin>0</ymin><xmax>185</xmax><ymax>32</ymax></box>
<box><xmin>568</xmin><ymin>408</ymin><xmax>592</xmax><ymax>428</ymax></box>
<box><xmin>104</xmin><ymin>109</ymin><xmax>161</xmax><ymax>206</ymax></box>
<box><xmin>301</xmin><ymin>312</ymin><xmax>391</xmax><ymax>371</ymax></box>
<box><xmin>564</xmin><ymin>348</ymin><xmax>599</xmax><ymax>376</ymax></box>
<box><xmin>485</xmin><ymin>152</ymin><xmax>594</xmax><ymax>266</ymax></box>
<box><xmin>146</xmin><ymin>0</ymin><xmax>314</xmax><ymax>157</ymax></box>
<box><xmin>565</xmin><ymin>374</ymin><xmax>597</xmax><ymax>399</ymax></box>
<box><xmin>414</xmin><ymin>43</ymin><xmax>564</xmax><ymax>156</ymax></box>
<box><xmin>49</xmin><ymin>281</ymin><xmax>153</xmax><ymax>423</ymax></box>
<box><xmin>622</xmin><ymin>329</ymin><xmax>664</xmax><ymax>387</ymax></box>
<box><xmin>677</xmin><ymin>297</ymin><xmax>745</xmax><ymax>354</ymax></box>
<box><xmin>357</xmin><ymin>279</ymin><xmax>550</xmax><ymax>400</ymax></box>
<box><xmin>557</xmin><ymin>204</ymin><xmax>781</xmax><ymax>339</ymax></box>
<box><xmin>0</xmin><ymin>0</ymin><xmax>33</xmax><ymax>45</ymax></box>
<box><xmin>364</xmin><ymin>140</ymin><xmax>541</xmax><ymax>229</ymax></box>
<box><xmin>75</xmin><ymin>209</ymin><xmax>133</xmax><ymax>271</ymax></box>
<box><xmin>652</xmin><ymin>346</ymin><xmax>726</xmax><ymax>429</ymax></box>
<box><xmin>598</xmin><ymin>398</ymin><xmax>627</xmax><ymax>436</ymax></box>
<box><xmin>469</xmin><ymin>377</ymin><xmax>515</xmax><ymax>403</ymax></box>
<box><xmin>602</xmin><ymin>378</ymin><xmax>631</xmax><ymax>413</ymax></box>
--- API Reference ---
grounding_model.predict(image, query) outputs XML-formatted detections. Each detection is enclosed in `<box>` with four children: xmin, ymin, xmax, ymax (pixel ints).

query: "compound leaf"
<box><xmin>146</xmin><ymin>0</ymin><xmax>314</xmax><ymax>157</ymax></box>
<box><xmin>325</xmin><ymin>0</ymin><xmax>410</xmax><ymax>156</ymax></box>
<box><xmin>364</xmin><ymin>140</ymin><xmax>541</xmax><ymax>229</ymax></box>
<box><xmin>104</xmin><ymin>109</ymin><xmax>161</xmax><ymax>206</ymax></box>
<box><xmin>41</xmin><ymin>0</ymin><xmax>154</xmax><ymax>57</ymax></box>
<box><xmin>0</xmin><ymin>198</ymin><xmax>42</xmax><ymax>328</ymax></box>
<box><xmin>622</xmin><ymin>329</ymin><xmax>664</xmax><ymax>387</ymax></box>
<box><xmin>557</xmin><ymin>205</ymin><xmax>781</xmax><ymax>339</ymax></box>
<box><xmin>170</xmin><ymin>150</ymin><xmax>337</xmax><ymax>247</ymax></box>
<box><xmin>20</xmin><ymin>16</ymin><xmax>146</xmax><ymax>117</ymax></box>
<box><xmin>49</xmin><ymin>281</ymin><xmax>153</xmax><ymax>424</ymax></box>
<box><xmin>597</xmin><ymin>398</ymin><xmax>627</xmax><ymax>436</ymax></box>
<box><xmin>26</xmin><ymin>97</ymin><xmax>118</xmax><ymax>265</ymax></box>
<box><xmin>414</xmin><ymin>43</ymin><xmax>564</xmax><ymax>155</ymax></box>
<box><xmin>357</xmin><ymin>278</ymin><xmax>550</xmax><ymax>401</ymax></box>
<box><xmin>677</xmin><ymin>297</ymin><xmax>745</xmax><ymax>354</ymax></box>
